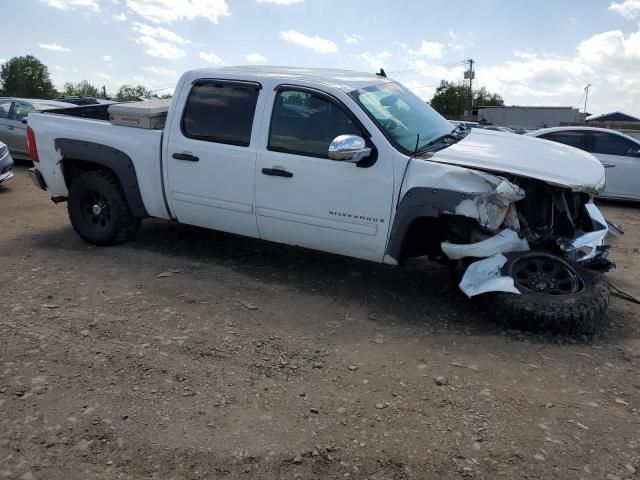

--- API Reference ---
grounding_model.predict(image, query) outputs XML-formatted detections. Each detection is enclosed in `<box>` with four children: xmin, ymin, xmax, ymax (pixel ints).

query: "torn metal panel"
<box><xmin>441</xmin><ymin>228</ymin><xmax>530</xmax><ymax>260</ymax></box>
<box><xmin>454</xmin><ymin>177</ymin><xmax>525</xmax><ymax>231</ymax></box>
<box><xmin>459</xmin><ymin>254</ymin><xmax>521</xmax><ymax>297</ymax></box>
<box><xmin>569</xmin><ymin>202</ymin><xmax>609</xmax><ymax>262</ymax></box>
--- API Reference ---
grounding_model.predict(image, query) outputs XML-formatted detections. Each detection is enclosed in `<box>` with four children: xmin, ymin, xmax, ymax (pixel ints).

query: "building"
<box><xmin>587</xmin><ymin>111</ymin><xmax>640</xmax><ymax>123</ymax></box>
<box><xmin>584</xmin><ymin>111</ymin><xmax>640</xmax><ymax>140</ymax></box>
<box><xmin>467</xmin><ymin>106</ymin><xmax>585</xmax><ymax>129</ymax></box>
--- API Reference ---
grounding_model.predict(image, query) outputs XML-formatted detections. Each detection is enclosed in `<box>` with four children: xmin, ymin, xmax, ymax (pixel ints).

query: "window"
<box><xmin>350</xmin><ymin>82</ymin><xmax>452</xmax><ymax>154</ymax></box>
<box><xmin>590</xmin><ymin>131</ymin><xmax>639</xmax><ymax>157</ymax></box>
<box><xmin>539</xmin><ymin>131</ymin><xmax>586</xmax><ymax>151</ymax></box>
<box><xmin>12</xmin><ymin>102</ymin><xmax>33</xmax><ymax>121</ymax></box>
<box><xmin>269</xmin><ymin>89</ymin><xmax>365</xmax><ymax>158</ymax></box>
<box><xmin>0</xmin><ymin>101</ymin><xmax>12</xmax><ymax>119</ymax></box>
<box><xmin>182</xmin><ymin>81</ymin><xmax>260</xmax><ymax>147</ymax></box>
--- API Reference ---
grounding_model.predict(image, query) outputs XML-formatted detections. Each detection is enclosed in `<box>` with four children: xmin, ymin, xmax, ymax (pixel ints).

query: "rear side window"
<box><xmin>590</xmin><ymin>131</ymin><xmax>639</xmax><ymax>157</ymax></box>
<box><xmin>540</xmin><ymin>131</ymin><xmax>586</xmax><ymax>151</ymax></box>
<box><xmin>12</xmin><ymin>102</ymin><xmax>34</xmax><ymax>121</ymax></box>
<box><xmin>268</xmin><ymin>89</ymin><xmax>364</xmax><ymax>158</ymax></box>
<box><xmin>181</xmin><ymin>81</ymin><xmax>260</xmax><ymax>147</ymax></box>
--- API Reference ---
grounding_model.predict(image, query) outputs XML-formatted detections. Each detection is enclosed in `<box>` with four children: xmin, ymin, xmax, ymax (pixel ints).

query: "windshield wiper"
<box><xmin>415</xmin><ymin>126</ymin><xmax>466</xmax><ymax>154</ymax></box>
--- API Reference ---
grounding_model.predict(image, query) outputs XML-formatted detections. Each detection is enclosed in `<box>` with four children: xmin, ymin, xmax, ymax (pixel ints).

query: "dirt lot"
<box><xmin>1</xmin><ymin>165</ymin><xmax>639</xmax><ymax>480</ymax></box>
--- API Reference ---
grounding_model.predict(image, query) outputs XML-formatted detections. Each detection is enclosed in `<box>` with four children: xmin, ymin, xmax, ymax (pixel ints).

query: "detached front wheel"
<box><xmin>68</xmin><ymin>170</ymin><xmax>141</xmax><ymax>246</ymax></box>
<box><xmin>489</xmin><ymin>252</ymin><xmax>609</xmax><ymax>335</ymax></box>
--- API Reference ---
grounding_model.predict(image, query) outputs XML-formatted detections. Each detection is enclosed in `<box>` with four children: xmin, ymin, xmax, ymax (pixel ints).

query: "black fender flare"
<box><xmin>385</xmin><ymin>187</ymin><xmax>475</xmax><ymax>261</ymax></box>
<box><xmin>55</xmin><ymin>138</ymin><xmax>148</xmax><ymax>218</ymax></box>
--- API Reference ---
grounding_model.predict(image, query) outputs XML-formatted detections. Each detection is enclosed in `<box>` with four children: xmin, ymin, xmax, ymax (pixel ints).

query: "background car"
<box><xmin>0</xmin><ymin>98</ymin><xmax>75</xmax><ymax>160</ymax></box>
<box><xmin>0</xmin><ymin>140</ymin><xmax>14</xmax><ymax>185</ymax></box>
<box><xmin>527</xmin><ymin>126</ymin><xmax>640</xmax><ymax>201</ymax></box>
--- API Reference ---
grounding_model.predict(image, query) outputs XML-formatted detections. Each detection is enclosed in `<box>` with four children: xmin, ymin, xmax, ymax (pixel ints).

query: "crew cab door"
<box><xmin>165</xmin><ymin>79</ymin><xmax>263</xmax><ymax>237</ymax></box>
<box><xmin>0</xmin><ymin>100</ymin><xmax>29</xmax><ymax>157</ymax></box>
<box><xmin>255</xmin><ymin>86</ymin><xmax>394</xmax><ymax>262</ymax></box>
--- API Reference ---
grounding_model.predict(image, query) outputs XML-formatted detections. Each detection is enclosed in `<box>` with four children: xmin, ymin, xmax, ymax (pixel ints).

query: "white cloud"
<box><xmin>344</xmin><ymin>34</ymin><xmax>363</xmax><ymax>45</ymax></box>
<box><xmin>125</xmin><ymin>0</ymin><xmax>230</xmax><ymax>24</ymax></box>
<box><xmin>131</xmin><ymin>22</ymin><xmax>188</xmax><ymax>60</ymax></box>
<box><xmin>199</xmin><ymin>52</ymin><xmax>224</xmax><ymax>65</ymax></box>
<box><xmin>609</xmin><ymin>0</ymin><xmax>640</xmax><ymax>19</ymax></box>
<box><xmin>39</xmin><ymin>0</ymin><xmax>99</xmax><ymax>11</ymax></box>
<box><xmin>256</xmin><ymin>0</ymin><xmax>303</xmax><ymax>3</ymax></box>
<box><xmin>132</xmin><ymin>22</ymin><xmax>190</xmax><ymax>44</ymax></box>
<box><xmin>245</xmin><ymin>53</ymin><xmax>267</xmax><ymax>63</ymax></box>
<box><xmin>113</xmin><ymin>12</ymin><xmax>127</xmax><ymax>21</ymax></box>
<box><xmin>0</xmin><ymin>58</ymin><xmax>5</xmax><ymax>64</ymax></box>
<box><xmin>409</xmin><ymin>41</ymin><xmax>444</xmax><ymax>59</ymax></box>
<box><xmin>356</xmin><ymin>51</ymin><xmax>392</xmax><ymax>70</ymax></box>
<box><xmin>103</xmin><ymin>54</ymin><xmax>112</xmax><ymax>62</ymax></box>
<box><xmin>280</xmin><ymin>30</ymin><xmax>337</xmax><ymax>54</ymax></box>
<box><xmin>142</xmin><ymin>66</ymin><xmax>177</xmax><ymax>76</ymax></box>
<box><xmin>53</xmin><ymin>64</ymin><xmax>68</xmax><ymax>71</ymax></box>
<box><xmin>38</xmin><ymin>42</ymin><xmax>71</xmax><ymax>52</ymax></box>
<box><xmin>392</xmin><ymin>41</ymin><xmax>408</xmax><ymax>49</ymax></box>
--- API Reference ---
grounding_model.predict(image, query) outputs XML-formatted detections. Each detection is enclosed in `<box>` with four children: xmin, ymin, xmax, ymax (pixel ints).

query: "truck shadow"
<box><xmin>17</xmin><ymin>218</ymin><xmax>632</xmax><ymax>343</ymax></box>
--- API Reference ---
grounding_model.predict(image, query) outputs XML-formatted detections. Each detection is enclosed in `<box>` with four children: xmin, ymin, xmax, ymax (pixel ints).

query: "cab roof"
<box><xmin>186</xmin><ymin>66</ymin><xmax>391</xmax><ymax>92</ymax></box>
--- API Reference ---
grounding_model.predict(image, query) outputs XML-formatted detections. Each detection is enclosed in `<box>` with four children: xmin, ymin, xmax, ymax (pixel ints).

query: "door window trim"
<box><xmin>180</xmin><ymin>78</ymin><xmax>262</xmax><ymax>147</ymax></box>
<box><xmin>267</xmin><ymin>84</ymin><xmax>376</xmax><ymax>166</ymax></box>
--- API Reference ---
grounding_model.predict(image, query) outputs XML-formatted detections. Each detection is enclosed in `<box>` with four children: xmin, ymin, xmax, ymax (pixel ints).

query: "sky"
<box><xmin>2</xmin><ymin>0</ymin><xmax>640</xmax><ymax>115</ymax></box>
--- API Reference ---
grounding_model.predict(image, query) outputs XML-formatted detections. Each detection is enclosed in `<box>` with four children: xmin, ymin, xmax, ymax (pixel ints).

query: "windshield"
<box><xmin>350</xmin><ymin>82</ymin><xmax>454</xmax><ymax>154</ymax></box>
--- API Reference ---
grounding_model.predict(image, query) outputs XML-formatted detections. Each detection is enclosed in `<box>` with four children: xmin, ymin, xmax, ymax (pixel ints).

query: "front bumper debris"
<box><xmin>459</xmin><ymin>253</ymin><xmax>520</xmax><ymax>297</ymax></box>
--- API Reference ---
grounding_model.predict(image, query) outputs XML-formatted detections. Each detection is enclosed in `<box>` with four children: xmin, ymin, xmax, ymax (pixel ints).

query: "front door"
<box><xmin>587</xmin><ymin>130</ymin><xmax>640</xmax><ymax>200</ymax></box>
<box><xmin>165</xmin><ymin>79</ymin><xmax>264</xmax><ymax>237</ymax></box>
<box><xmin>255</xmin><ymin>86</ymin><xmax>394</xmax><ymax>262</ymax></box>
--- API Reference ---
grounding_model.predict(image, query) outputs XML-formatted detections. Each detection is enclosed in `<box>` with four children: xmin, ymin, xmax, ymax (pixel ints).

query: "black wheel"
<box><xmin>67</xmin><ymin>170</ymin><xmax>141</xmax><ymax>246</ymax></box>
<box><xmin>488</xmin><ymin>252</ymin><xmax>609</xmax><ymax>335</ymax></box>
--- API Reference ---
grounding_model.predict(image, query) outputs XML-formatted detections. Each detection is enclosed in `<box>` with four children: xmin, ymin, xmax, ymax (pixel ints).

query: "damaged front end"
<box><xmin>437</xmin><ymin>172</ymin><xmax>611</xmax><ymax>298</ymax></box>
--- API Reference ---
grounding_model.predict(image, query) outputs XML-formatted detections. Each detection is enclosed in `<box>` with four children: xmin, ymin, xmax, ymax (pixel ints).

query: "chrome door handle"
<box><xmin>602</xmin><ymin>163</ymin><xmax>616</xmax><ymax>168</ymax></box>
<box><xmin>7</xmin><ymin>126</ymin><xmax>14</xmax><ymax>130</ymax></box>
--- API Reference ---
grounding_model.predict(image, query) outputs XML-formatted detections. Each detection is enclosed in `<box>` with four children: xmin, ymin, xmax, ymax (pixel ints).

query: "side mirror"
<box><xmin>328</xmin><ymin>135</ymin><xmax>371</xmax><ymax>163</ymax></box>
<box><xmin>21</xmin><ymin>117</ymin><xmax>28</xmax><ymax>124</ymax></box>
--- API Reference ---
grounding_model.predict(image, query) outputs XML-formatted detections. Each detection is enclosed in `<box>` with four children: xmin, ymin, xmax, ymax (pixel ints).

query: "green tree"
<box><xmin>429</xmin><ymin>80</ymin><xmax>503</xmax><ymax>116</ymax></box>
<box><xmin>62</xmin><ymin>80</ymin><xmax>99</xmax><ymax>97</ymax></box>
<box><xmin>0</xmin><ymin>55</ymin><xmax>57</xmax><ymax>98</ymax></box>
<box><xmin>116</xmin><ymin>85</ymin><xmax>152</xmax><ymax>102</ymax></box>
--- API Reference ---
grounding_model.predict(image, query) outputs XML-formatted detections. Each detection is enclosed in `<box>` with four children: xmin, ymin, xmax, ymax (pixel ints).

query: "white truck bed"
<box><xmin>28</xmin><ymin>112</ymin><xmax>170</xmax><ymax>219</ymax></box>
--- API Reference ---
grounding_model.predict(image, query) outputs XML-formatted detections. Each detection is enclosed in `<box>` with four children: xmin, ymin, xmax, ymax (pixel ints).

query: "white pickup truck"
<box><xmin>27</xmin><ymin>66</ymin><xmax>612</xmax><ymax>334</ymax></box>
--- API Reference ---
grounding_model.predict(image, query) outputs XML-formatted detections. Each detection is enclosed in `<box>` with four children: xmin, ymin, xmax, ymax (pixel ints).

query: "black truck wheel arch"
<box><xmin>385</xmin><ymin>187</ymin><xmax>475</xmax><ymax>261</ymax></box>
<box><xmin>55</xmin><ymin>138</ymin><xmax>148</xmax><ymax>218</ymax></box>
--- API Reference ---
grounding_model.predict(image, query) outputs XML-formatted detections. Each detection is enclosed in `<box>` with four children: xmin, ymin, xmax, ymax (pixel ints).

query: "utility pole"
<box><xmin>583</xmin><ymin>83</ymin><xmax>591</xmax><ymax>118</ymax></box>
<box><xmin>101</xmin><ymin>85</ymin><xmax>107</xmax><ymax>99</ymax></box>
<box><xmin>464</xmin><ymin>58</ymin><xmax>475</xmax><ymax>116</ymax></box>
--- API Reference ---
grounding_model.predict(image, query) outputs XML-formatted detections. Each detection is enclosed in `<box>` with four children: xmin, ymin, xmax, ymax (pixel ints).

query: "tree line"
<box><xmin>0</xmin><ymin>55</ymin><xmax>172</xmax><ymax>102</ymax></box>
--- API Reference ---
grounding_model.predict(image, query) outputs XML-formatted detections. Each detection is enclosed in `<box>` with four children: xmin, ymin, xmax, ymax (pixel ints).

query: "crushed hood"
<box><xmin>427</xmin><ymin>129</ymin><xmax>605</xmax><ymax>193</ymax></box>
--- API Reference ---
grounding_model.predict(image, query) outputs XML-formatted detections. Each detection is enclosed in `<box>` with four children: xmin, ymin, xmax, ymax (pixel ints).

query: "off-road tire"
<box><xmin>488</xmin><ymin>253</ymin><xmax>609</xmax><ymax>335</ymax></box>
<box><xmin>68</xmin><ymin>170</ymin><xmax>141</xmax><ymax>246</ymax></box>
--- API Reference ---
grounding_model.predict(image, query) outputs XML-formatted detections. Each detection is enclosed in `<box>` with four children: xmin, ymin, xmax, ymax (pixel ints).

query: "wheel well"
<box><xmin>398</xmin><ymin>215</ymin><xmax>484</xmax><ymax>262</ymax></box>
<box><xmin>62</xmin><ymin>158</ymin><xmax>117</xmax><ymax>189</ymax></box>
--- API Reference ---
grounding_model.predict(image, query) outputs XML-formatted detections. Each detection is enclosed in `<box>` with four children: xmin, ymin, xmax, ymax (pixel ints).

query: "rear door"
<box><xmin>165</xmin><ymin>79</ymin><xmax>264</xmax><ymax>237</ymax></box>
<box><xmin>586</xmin><ymin>131</ymin><xmax>640</xmax><ymax>200</ymax></box>
<box><xmin>255</xmin><ymin>85</ymin><xmax>394</xmax><ymax>262</ymax></box>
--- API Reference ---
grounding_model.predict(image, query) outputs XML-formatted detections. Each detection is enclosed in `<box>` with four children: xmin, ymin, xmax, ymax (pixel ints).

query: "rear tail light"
<box><xmin>26</xmin><ymin>126</ymin><xmax>39</xmax><ymax>162</ymax></box>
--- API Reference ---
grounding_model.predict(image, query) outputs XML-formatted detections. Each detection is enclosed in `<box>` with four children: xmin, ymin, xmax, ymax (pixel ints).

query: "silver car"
<box><xmin>527</xmin><ymin>126</ymin><xmax>640</xmax><ymax>201</ymax></box>
<box><xmin>0</xmin><ymin>98</ymin><xmax>75</xmax><ymax>160</ymax></box>
<box><xmin>0</xmin><ymin>141</ymin><xmax>14</xmax><ymax>184</ymax></box>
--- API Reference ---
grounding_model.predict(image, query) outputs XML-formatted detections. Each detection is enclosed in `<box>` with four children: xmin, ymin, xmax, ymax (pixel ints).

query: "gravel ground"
<box><xmin>1</xmin><ymin>165</ymin><xmax>639</xmax><ymax>480</ymax></box>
